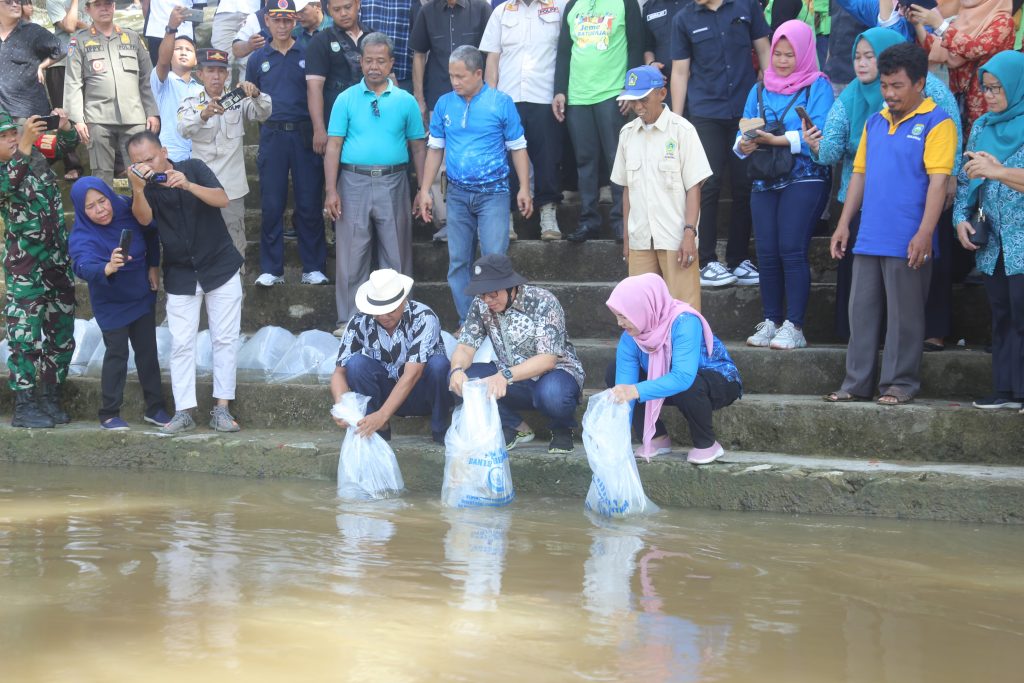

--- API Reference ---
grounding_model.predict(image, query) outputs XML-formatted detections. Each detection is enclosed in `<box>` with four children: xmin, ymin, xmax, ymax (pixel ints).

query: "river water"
<box><xmin>1</xmin><ymin>463</ymin><xmax>1021</xmax><ymax>682</ymax></box>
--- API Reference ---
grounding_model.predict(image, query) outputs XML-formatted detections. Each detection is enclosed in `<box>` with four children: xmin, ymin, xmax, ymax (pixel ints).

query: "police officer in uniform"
<box><xmin>246</xmin><ymin>0</ymin><xmax>329</xmax><ymax>287</ymax></box>
<box><xmin>178</xmin><ymin>48</ymin><xmax>273</xmax><ymax>270</ymax></box>
<box><xmin>63</xmin><ymin>0</ymin><xmax>159</xmax><ymax>186</ymax></box>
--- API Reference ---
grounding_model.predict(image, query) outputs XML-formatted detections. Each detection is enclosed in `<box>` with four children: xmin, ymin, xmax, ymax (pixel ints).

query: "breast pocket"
<box><xmin>728</xmin><ymin>18</ymin><xmax>754</xmax><ymax>47</ymax></box>
<box><xmin>625</xmin><ymin>155</ymin><xmax>643</xmax><ymax>184</ymax></box>
<box><xmin>223</xmin><ymin>108</ymin><xmax>244</xmax><ymax>139</ymax></box>
<box><xmin>688</xmin><ymin>28</ymin><xmax>719</xmax><ymax>64</ymax></box>
<box><xmin>658</xmin><ymin>159</ymin><xmax>683</xmax><ymax>190</ymax></box>
<box><xmin>118</xmin><ymin>50</ymin><xmax>139</xmax><ymax>73</ymax></box>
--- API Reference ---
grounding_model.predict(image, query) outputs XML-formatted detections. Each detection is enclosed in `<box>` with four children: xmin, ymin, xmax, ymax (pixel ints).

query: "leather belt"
<box><xmin>262</xmin><ymin>121</ymin><xmax>307</xmax><ymax>131</ymax></box>
<box><xmin>340</xmin><ymin>163</ymin><xmax>408</xmax><ymax>177</ymax></box>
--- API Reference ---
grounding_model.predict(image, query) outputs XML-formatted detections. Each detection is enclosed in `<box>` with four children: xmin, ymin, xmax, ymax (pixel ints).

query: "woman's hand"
<box><xmin>907</xmin><ymin>5</ymin><xmax>944</xmax><ymax>29</ymax></box>
<box><xmin>610</xmin><ymin>384</ymin><xmax>639</xmax><ymax>404</ymax></box>
<box><xmin>964</xmin><ymin>151</ymin><xmax>1004</xmax><ymax>181</ymax></box>
<box><xmin>956</xmin><ymin>221</ymin><xmax>979</xmax><ymax>251</ymax></box>
<box><xmin>104</xmin><ymin>247</ymin><xmax>130</xmax><ymax>276</ymax></box>
<box><xmin>738</xmin><ymin>135</ymin><xmax>759</xmax><ymax>156</ymax></box>
<box><xmin>802</xmin><ymin>121</ymin><xmax>822</xmax><ymax>155</ymax></box>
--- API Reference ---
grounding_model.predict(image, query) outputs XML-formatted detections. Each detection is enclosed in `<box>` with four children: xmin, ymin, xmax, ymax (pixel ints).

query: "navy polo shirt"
<box><xmin>670</xmin><ymin>0</ymin><xmax>769</xmax><ymax>120</ymax></box>
<box><xmin>643</xmin><ymin>0</ymin><xmax>688</xmax><ymax>76</ymax></box>
<box><xmin>245</xmin><ymin>41</ymin><xmax>312</xmax><ymax>122</ymax></box>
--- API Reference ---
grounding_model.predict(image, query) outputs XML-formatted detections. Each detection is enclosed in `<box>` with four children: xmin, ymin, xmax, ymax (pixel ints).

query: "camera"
<box><xmin>131</xmin><ymin>167</ymin><xmax>169</xmax><ymax>184</ymax></box>
<box><xmin>217</xmin><ymin>87</ymin><xmax>246</xmax><ymax>110</ymax></box>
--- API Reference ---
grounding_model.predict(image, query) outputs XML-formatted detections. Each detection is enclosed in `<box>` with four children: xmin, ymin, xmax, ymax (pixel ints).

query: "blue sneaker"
<box><xmin>100</xmin><ymin>416</ymin><xmax>130</xmax><ymax>431</ymax></box>
<box><xmin>144</xmin><ymin>409</ymin><xmax>172</xmax><ymax>427</ymax></box>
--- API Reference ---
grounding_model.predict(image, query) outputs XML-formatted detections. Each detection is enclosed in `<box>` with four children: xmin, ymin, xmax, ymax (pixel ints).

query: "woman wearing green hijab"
<box><xmin>953</xmin><ymin>50</ymin><xmax>1024</xmax><ymax>413</ymax></box>
<box><xmin>803</xmin><ymin>28</ymin><xmax>963</xmax><ymax>341</ymax></box>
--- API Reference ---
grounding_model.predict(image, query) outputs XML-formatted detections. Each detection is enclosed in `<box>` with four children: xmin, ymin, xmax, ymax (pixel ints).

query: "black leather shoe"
<box><xmin>566</xmin><ymin>226</ymin><xmax>599</xmax><ymax>243</ymax></box>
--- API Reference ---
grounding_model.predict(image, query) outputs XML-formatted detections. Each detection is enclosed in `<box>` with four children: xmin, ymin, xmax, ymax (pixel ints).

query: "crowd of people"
<box><xmin>1</xmin><ymin>0</ymin><xmax>1022</xmax><ymax>458</ymax></box>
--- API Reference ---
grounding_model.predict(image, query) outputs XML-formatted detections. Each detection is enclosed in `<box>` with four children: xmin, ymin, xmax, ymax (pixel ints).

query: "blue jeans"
<box><xmin>464</xmin><ymin>363</ymin><xmax>580</xmax><ymax>431</ymax></box>
<box><xmin>343</xmin><ymin>353</ymin><xmax>452</xmax><ymax>436</ymax></box>
<box><xmin>446</xmin><ymin>185</ymin><xmax>510</xmax><ymax>320</ymax></box>
<box><xmin>750</xmin><ymin>179</ymin><xmax>829</xmax><ymax>328</ymax></box>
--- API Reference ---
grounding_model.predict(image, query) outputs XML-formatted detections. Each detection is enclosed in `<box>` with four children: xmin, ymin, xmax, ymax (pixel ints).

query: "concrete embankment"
<box><xmin>2</xmin><ymin>423</ymin><xmax>1021</xmax><ymax>524</ymax></box>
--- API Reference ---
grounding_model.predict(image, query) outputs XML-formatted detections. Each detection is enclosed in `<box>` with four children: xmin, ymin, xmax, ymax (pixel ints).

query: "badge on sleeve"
<box><xmin>261</xmin><ymin>60</ymin><xmax>271</xmax><ymax>72</ymax></box>
<box><xmin>330</xmin><ymin>41</ymin><xmax>340</xmax><ymax>52</ymax></box>
<box><xmin>67</xmin><ymin>37</ymin><xmax>76</xmax><ymax>57</ymax></box>
<box><xmin>299</xmin><ymin>59</ymin><xmax>305</xmax><ymax>69</ymax></box>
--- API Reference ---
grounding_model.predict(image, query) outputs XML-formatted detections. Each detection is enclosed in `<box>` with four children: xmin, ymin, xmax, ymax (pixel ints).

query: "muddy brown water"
<box><xmin>1</xmin><ymin>463</ymin><xmax>1022</xmax><ymax>682</ymax></box>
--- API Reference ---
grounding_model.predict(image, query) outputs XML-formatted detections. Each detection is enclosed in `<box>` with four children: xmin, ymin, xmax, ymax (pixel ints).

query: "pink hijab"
<box><xmin>763</xmin><ymin>20</ymin><xmax>825</xmax><ymax>95</ymax></box>
<box><xmin>606</xmin><ymin>274</ymin><xmax>714</xmax><ymax>454</ymax></box>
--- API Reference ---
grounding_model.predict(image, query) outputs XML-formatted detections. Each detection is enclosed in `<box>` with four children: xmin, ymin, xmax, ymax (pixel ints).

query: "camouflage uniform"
<box><xmin>1</xmin><ymin>127</ymin><xmax>79</xmax><ymax>391</ymax></box>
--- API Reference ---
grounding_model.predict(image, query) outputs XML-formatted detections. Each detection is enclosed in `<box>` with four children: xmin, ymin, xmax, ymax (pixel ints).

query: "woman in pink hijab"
<box><xmin>605</xmin><ymin>274</ymin><xmax>743</xmax><ymax>465</ymax></box>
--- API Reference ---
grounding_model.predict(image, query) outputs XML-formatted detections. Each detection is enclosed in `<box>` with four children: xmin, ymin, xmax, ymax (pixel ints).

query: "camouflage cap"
<box><xmin>0</xmin><ymin>111</ymin><xmax>17</xmax><ymax>134</ymax></box>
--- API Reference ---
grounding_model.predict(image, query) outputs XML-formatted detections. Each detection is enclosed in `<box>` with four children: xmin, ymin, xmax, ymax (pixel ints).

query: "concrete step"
<box><xmin>1</xmin><ymin>423</ymin><xmax>1021</xmax><ymax>523</ymax></box>
<box><xmin>6</xmin><ymin>379</ymin><xmax>1018</xmax><ymax>465</ymax></box>
<box><xmin>71</xmin><ymin>279</ymin><xmax>993</xmax><ymax>345</ymax></box>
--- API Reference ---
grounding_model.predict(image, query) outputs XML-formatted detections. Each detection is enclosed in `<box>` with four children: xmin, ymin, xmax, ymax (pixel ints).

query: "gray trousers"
<box><xmin>841</xmin><ymin>255</ymin><xmax>932</xmax><ymax>399</ymax></box>
<box><xmin>220</xmin><ymin>197</ymin><xmax>246</xmax><ymax>275</ymax></box>
<box><xmin>87</xmin><ymin>123</ymin><xmax>145</xmax><ymax>187</ymax></box>
<box><xmin>334</xmin><ymin>169</ymin><xmax>413</xmax><ymax>325</ymax></box>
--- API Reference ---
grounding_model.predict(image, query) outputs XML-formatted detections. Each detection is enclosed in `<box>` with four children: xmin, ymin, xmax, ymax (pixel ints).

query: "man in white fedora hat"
<box><xmin>331</xmin><ymin>268</ymin><xmax>451</xmax><ymax>443</ymax></box>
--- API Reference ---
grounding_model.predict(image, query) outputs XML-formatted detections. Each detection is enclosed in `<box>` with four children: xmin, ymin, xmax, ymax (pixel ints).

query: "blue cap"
<box><xmin>267</xmin><ymin>0</ymin><xmax>296</xmax><ymax>15</ymax></box>
<box><xmin>617</xmin><ymin>65</ymin><xmax>666</xmax><ymax>101</ymax></box>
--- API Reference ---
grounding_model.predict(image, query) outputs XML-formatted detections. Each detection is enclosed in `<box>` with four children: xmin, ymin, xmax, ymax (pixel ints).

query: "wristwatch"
<box><xmin>165</xmin><ymin>26</ymin><xmax>178</xmax><ymax>34</ymax></box>
<box><xmin>501</xmin><ymin>367</ymin><xmax>514</xmax><ymax>384</ymax></box>
<box><xmin>683</xmin><ymin>224</ymin><xmax>697</xmax><ymax>235</ymax></box>
<box><xmin>935</xmin><ymin>18</ymin><xmax>952</xmax><ymax>38</ymax></box>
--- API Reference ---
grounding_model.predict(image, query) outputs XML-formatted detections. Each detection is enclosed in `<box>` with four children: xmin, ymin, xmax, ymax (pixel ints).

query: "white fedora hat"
<box><xmin>355</xmin><ymin>269</ymin><xmax>414</xmax><ymax>315</ymax></box>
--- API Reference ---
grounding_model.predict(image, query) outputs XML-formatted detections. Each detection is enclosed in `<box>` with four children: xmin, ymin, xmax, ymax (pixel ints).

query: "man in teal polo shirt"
<box><xmin>324</xmin><ymin>32</ymin><xmax>426</xmax><ymax>333</ymax></box>
<box><xmin>827</xmin><ymin>43</ymin><xmax>956</xmax><ymax>406</ymax></box>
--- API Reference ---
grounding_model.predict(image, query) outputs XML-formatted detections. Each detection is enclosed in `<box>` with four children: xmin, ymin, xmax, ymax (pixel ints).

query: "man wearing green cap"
<box><xmin>0</xmin><ymin>110</ymin><xmax>80</xmax><ymax>428</ymax></box>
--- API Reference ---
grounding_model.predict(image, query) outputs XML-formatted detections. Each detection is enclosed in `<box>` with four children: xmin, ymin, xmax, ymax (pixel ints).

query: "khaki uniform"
<box><xmin>63</xmin><ymin>24</ymin><xmax>158</xmax><ymax>185</ymax></box>
<box><xmin>178</xmin><ymin>89</ymin><xmax>273</xmax><ymax>270</ymax></box>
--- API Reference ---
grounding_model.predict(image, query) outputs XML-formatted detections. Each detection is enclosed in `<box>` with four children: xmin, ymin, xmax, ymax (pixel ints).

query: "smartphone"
<box><xmin>185</xmin><ymin>8</ymin><xmax>205</xmax><ymax>23</ymax></box>
<box><xmin>897</xmin><ymin>0</ymin><xmax>937</xmax><ymax>10</ymax></box>
<box><xmin>40</xmin><ymin>114</ymin><xmax>61</xmax><ymax>130</ymax></box>
<box><xmin>218</xmin><ymin>86</ymin><xmax>246</xmax><ymax>110</ymax></box>
<box><xmin>118</xmin><ymin>229</ymin><xmax>133</xmax><ymax>256</ymax></box>
<box><xmin>795</xmin><ymin>106</ymin><xmax>814</xmax><ymax>128</ymax></box>
<box><xmin>150</xmin><ymin>172</ymin><xmax>168</xmax><ymax>184</ymax></box>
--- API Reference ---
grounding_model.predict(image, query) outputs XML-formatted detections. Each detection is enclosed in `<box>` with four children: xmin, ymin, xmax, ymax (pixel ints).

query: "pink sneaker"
<box><xmin>634</xmin><ymin>435</ymin><xmax>672</xmax><ymax>462</ymax></box>
<box><xmin>687</xmin><ymin>442</ymin><xmax>724</xmax><ymax>465</ymax></box>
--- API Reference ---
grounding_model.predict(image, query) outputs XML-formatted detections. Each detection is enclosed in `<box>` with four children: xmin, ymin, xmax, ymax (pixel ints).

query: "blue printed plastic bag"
<box><xmin>442</xmin><ymin>380</ymin><xmax>515</xmax><ymax>508</ymax></box>
<box><xmin>583</xmin><ymin>390</ymin><xmax>658</xmax><ymax>517</ymax></box>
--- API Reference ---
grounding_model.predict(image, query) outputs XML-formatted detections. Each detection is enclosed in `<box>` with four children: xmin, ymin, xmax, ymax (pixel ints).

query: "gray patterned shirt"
<box><xmin>458</xmin><ymin>284</ymin><xmax>585</xmax><ymax>389</ymax></box>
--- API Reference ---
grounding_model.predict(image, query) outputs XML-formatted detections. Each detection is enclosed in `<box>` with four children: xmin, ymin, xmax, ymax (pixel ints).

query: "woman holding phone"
<box><xmin>68</xmin><ymin>177</ymin><xmax>171</xmax><ymax>430</ymax></box>
<box><xmin>803</xmin><ymin>28</ymin><xmax>962</xmax><ymax>341</ymax></box>
<box><xmin>952</xmin><ymin>51</ymin><xmax>1024</xmax><ymax>413</ymax></box>
<box><xmin>734</xmin><ymin>20</ymin><xmax>834</xmax><ymax>350</ymax></box>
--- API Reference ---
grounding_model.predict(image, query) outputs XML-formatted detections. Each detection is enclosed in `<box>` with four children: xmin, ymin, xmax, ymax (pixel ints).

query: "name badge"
<box><xmin>647</xmin><ymin>9</ymin><xmax>667</xmax><ymax>20</ymax></box>
<box><xmin>261</xmin><ymin>60</ymin><xmax>270</xmax><ymax>72</ymax></box>
<box><xmin>331</xmin><ymin>41</ymin><xmax>340</xmax><ymax>52</ymax></box>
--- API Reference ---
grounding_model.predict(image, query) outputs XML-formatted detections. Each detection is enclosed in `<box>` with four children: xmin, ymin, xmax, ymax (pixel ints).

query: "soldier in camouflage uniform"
<box><xmin>0</xmin><ymin>110</ymin><xmax>79</xmax><ymax>428</ymax></box>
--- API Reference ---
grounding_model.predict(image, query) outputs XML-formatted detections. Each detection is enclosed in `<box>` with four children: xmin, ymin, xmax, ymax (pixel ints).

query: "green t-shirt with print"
<box><xmin>566</xmin><ymin>0</ymin><xmax>629</xmax><ymax>105</ymax></box>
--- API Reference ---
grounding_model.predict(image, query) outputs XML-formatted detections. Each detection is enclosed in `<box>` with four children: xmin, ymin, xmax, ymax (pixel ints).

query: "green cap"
<box><xmin>0</xmin><ymin>111</ymin><xmax>16</xmax><ymax>134</ymax></box>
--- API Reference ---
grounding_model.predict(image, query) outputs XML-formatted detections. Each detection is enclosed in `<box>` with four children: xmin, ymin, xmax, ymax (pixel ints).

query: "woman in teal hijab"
<box><xmin>952</xmin><ymin>50</ymin><xmax>1024</xmax><ymax>412</ymax></box>
<box><xmin>804</xmin><ymin>27</ymin><xmax>963</xmax><ymax>342</ymax></box>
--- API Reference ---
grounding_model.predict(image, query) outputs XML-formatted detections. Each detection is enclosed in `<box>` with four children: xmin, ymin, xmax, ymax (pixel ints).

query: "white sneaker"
<box><xmin>700</xmin><ymin>261</ymin><xmax>738</xmax><ymax>287</ymax></box>
<box><xmin>301</xmin><ymin>271</ymin><xmax>329</xmax><ymax>285</ymax></box>
<box><xmin>746</xmin><ymin>319</ymin><xmax>778</xmax><ymax>347</ymax></box>
<box><xmin>770</xmin><ymin>320</ymin><xmax>807</xmax><ymax>350</ymax></box>
<box><xmin>539</xmin><ymin>203</ymin><xmax>562</xmax><ymax>241</ymax></box>
<box><xmin>732</xmin><ymin>259</ymin><xmax>760</xmax><ymax>286</ymax></box>
<box><xmin>254</xmin><ymin>273</ymin><xmax>284</xmax><ymax>287</ymax></box>
<box><xmin>509</xmin><ymin>214</ymin><xmax>518</xmax><ymax>241</ymax></box>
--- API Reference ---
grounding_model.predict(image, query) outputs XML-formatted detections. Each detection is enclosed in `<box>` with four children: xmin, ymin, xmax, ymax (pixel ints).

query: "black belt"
<box><xmin>340</xmin><ymin>163</ymin><xmax>407</xmax><ymax>177</ymax></box>
<box><xmin>263</xmin><ymin>120</ymin><xmax>308</xmax><ymax>131</ymax></box>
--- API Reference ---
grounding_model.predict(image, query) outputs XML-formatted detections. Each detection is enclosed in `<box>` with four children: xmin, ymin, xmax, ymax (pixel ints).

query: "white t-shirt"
<box><xmin>144</xmin><ymin>0</ymin><xmax>196</xmax><ymax>40</ymax></box>
<box><xmin>216</xmin><ymin>0</ymin><xmax>260</xmax><ymax>15</ymax></box>
<box><xmin>233</xmin><ymin>12</ymin><xmax>260</xmax><ymax>43</ymax></box>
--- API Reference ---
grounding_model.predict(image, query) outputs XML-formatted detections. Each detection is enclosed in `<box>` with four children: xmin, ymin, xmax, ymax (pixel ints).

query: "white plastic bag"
<box><xmin>155</xmin><ymin>325</ymin><xmax>172</xmax><ymax>370</ymax></box>
<box><xmin>271</xmin><ymin>329</ymin><xmax>337</xmax><ymax>383</ymax></box>
<box><xmin>69</xmin><ymin>318</ymin><xmax>102</xmax><ymax>377</ymax></box>
<box><xmin>0</xmin><ymin>339</ymin><xmax>9</xmax><ymax>369</ymax></box>
<box><xmin>333</xmin><ymin>392</ymin><xmax>404</xmax><ymax>500</ymax></box>
<box><xmin>85</xmin><ymin>338</ymin><xmax>107</xmax><ymax>377</ymax></box>
<box><xmin>442</xmin><ymin>379</ymin><xmax>515</xmax><ymax>508</ymax></box>
<box><xmin>583</xmin><ymin>390</ymin><xmax>658</xmax><ymax>517</ymax></box>
<box><xmin>236</xmin><ymin>326</ymin><xmax>295</xmax><ymax>381</ymax></box>
<box><xmin>195</xmin><ymin>330</ymin><xmax>214</xmax><ymax>377</ymax></box>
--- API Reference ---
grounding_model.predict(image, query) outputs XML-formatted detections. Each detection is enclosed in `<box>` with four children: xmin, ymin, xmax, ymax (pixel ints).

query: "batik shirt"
<box><xmin>336</xmin><ymin>299</ymin><xmax>447</xmax><ymax>380</ymax></box>
<box><xmin>458</xmin><ymin>284</ymin><xmax>585</xmax><ymax>389</ymax></box>
<box><xmin>0</xmin><ymin>129</ymin><xmax>78</xmax><ymax>277</ymax></box>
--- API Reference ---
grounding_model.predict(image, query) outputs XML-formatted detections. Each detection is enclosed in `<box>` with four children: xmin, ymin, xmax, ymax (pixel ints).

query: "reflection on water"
<box><xmin>1</xmin><ymin>463</ymin><xmax>1023</xmax><ymax>682</ymax></box>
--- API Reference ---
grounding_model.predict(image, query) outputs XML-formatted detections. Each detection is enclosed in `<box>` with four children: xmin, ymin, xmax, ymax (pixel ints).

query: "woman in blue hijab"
<box><xmin>68</xmin><ymin>177</ymin><xmax>170</xmax><ymax>430</ymax></box>
<box><xmin>953</xmin><ymin>50</ymin><xmax>1024</xmax><ymax>412</ymax></box>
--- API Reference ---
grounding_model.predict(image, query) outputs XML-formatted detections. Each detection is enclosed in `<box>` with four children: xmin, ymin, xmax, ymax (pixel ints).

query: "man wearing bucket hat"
<box><xmin>448</xmin><ymin>254</ymin><xmax>584</xmax><ymax>453</ymax></box>
<box><xmin>332</xmin><ymin>268</ymin><xmax>452</xmax><ymax>443</ymax></box>
<box><xmin>611</xmin><ymin>65</ymin><xmax>711</xmax><ymax>311</ymax></box>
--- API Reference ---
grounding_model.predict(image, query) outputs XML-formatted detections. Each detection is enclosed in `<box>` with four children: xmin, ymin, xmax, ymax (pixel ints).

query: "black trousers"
<box><xmin>509</xmin><ymin>102</ymin><xmax>564</xmax><ymax>208</ymax></box>
<box><xmin>42</xmin><ymin>66</ymin><xmax>84</xmax><ymax>173</ymax></box>
<box><xmin>984</xmin><ymin>253</ymin><xmax>1024</xmax><ymax>399</ymax></box>
<box><xmin>605</xmin><ymin>361</ymin><xmax>741</xmax><ymax>448</ymax></box>
<box><xmin>690</xmin><ymin>116</ymin><xmax>753</xmax><ymax>268</ymax></box>
<box><xmin>99</xmin><ymin>309</ymin><xmax>166</xmax><ymax>420</ymax></box>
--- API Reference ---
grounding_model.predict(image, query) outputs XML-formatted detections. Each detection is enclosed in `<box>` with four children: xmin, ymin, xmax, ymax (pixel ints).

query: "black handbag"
<box><xmin>968</xmin><ymin>187</ymin><xmax>991</xmax><ymax>247</ymax></box>
<box><xmin>747</xmin><ymin>84</ymin><xmax>808</xmax><ymax>183</ymax></box>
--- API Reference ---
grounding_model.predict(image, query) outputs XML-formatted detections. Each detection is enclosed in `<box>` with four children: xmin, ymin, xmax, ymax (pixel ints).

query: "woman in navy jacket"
<box><xmin>68</xmin><ymin>177</ymin><xmax>170</xmax><ymax>430</ymax></box>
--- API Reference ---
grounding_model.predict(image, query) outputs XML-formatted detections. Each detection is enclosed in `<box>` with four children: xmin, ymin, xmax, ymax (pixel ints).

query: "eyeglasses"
<box><xmin>1</xmin><ymin>0</ymin><xmax>22</xmax><ymax>7</ymax></box>
<box><xmin>981</xmin><ymin>84</ymin><xmax>1004</xmax><ymax>95</ymax></box>
<box><xmin>371</xmin><ymin>99</ymin><xmax>380</xmax><ymax>118</ymax></box>
<box><xmin>480</xmin><ymin>290</ymin><xmax>502</xmax><ymax>301</ymax></box>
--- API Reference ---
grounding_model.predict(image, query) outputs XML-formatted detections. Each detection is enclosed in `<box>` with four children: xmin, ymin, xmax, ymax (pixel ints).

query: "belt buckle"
<box><xmin>370</xmin><ymin>169</ymin><xmax>382</xmax><ymax>177</ymax></box>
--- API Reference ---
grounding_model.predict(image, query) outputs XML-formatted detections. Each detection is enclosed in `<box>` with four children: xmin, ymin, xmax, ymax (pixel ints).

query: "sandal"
<box><xmin>877</xmin><ymin>393</ymin><xmax>913</xmax><ymax>406</ymax></box>
<box><xmin>63</xmin><ymin>169</ymin><xmax>80</xmax><ymax>181</ymax></box>
<box><xmin>823</xmin><ymin>391</ymin><xmax>868</xmax><ymax>403</ymax></box>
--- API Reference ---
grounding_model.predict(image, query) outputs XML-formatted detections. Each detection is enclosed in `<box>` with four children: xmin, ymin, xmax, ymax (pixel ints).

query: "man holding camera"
<box><xmin>64</xmin><ymin>0</ymin><xmax>159</xmax><ymax>186</ymax></box>
<box><xmin>126</xmin><ymin>130</ymin><xmax>245</xmax><ymax>434</ymax></box>
<box><xmin>0</xmin><ymin>110</ymin><xmax>79</xmax><ymax>429</ymax></box>
<box><xmin>178</xmin><ymin>47</ymin><xmax>272</xmax><ymax>268</ymax></box>
<box><xmin>151</xmin><ymin>5</ymin><xmax>203</xmax><ymax>161</ymax></box>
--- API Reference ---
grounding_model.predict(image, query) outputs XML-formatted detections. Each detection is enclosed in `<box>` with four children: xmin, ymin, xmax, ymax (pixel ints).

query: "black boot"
<box><xmin>12</xmin><ymin>389</ymin><xmax>55</xmax><ymax>428</ymax></box>
<box><xmin>38</xmin><ymin>383</ymin><xmax>71</xmax><ymax>424</ymax></box>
